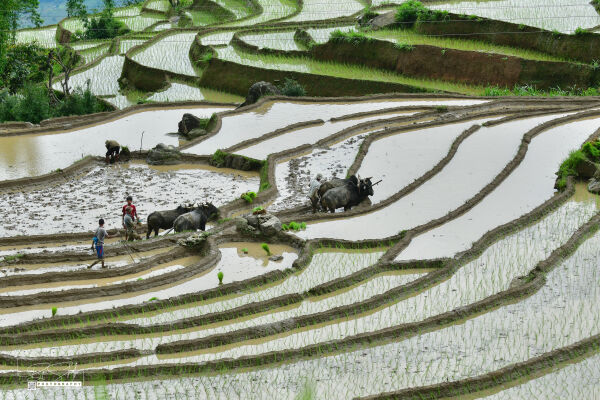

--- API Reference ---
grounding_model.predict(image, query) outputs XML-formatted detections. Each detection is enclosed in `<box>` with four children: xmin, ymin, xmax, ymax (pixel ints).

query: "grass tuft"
<box><xmin>261</xmin><ymin>243</ymin><xmax>271</xmax><ymax>256</ymax></box>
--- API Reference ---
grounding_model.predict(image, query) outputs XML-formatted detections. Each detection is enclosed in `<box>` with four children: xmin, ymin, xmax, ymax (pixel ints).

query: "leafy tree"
<box><xmin>47</xmin><ymin>46</ymin><xmax>81</xmax><ymax>100</ymax></box>
<box><xmin>75</xmin><ymin>0</ymin><xmax>130</xmax><ymax>40</ymax></box>
<box><xmin>1</xmin><ymin>43</ymin><xmax>46</xmax><ymax>93</ymax></box>
<box><xmin>0</xmin><ymin>0</ymin><xmax>43</xmax><ymax>88</ymax></box>
<box><xmin>66</xmin><ymin>0</ymin><xmax>87</xmax><ymax>18</ymax></box>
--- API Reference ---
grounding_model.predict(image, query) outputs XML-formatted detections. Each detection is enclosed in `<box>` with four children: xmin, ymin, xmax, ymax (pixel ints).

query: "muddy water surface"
<box><xmin>0</xmin><ymin>106</ymin><xmax>232</xmax><ymax>181</ymax></box>
<box><xmin>235</xmin><ymin>111</ymin><xmax>418</xmax><ymax>160</ymax></box>
<box><xmin>186</xmin><ymin>99</ymin><xmax>489</xmax><ymax>155</ymax></box>
<box><xmin>396</xmin><ymin>116</ymin><xmax>600</xmax><ymax>260</ymax></box>
<box><xmin>0</xmin><ymin>243</ymin><xmax>297</xmax><ymax>327</ymax></box>
<box><xmin>0</xmin><ymin>162</ymin><xmax>258</xmax><ymax>237</ymax></box>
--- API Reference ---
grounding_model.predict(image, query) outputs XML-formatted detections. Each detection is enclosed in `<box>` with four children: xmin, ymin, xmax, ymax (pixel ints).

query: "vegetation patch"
<box><xmin>282</xmin><ymin>221</ymin><xmax>307</xmax><ymax>231</ymax></box>
<box><xmin>330</xmin><ymin>29</ymin><xmax>372</xmax><ymax>46</ymax></box>
<box><xmin>556</xmin><ymin>140</ymin><xmax>600</xmax><ymax>190</ymax></box>
<box><xmin>241</xmin><ymin>191</ymin><xmax>257</xmax><ymax>203</ymax></box>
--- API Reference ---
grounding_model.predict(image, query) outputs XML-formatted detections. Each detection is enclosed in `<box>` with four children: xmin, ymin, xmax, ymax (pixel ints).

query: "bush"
<box><xmin>278</xmin><ymin>78</ymin><xmax>306</xmax><ymax>97</ymax></box>
<box><xmin>75</xmin><ymin>13</ymin><xmax>130</xmax><ymax>40</ymax></box>
<box><xmin>395</xmin><ymin>0</ymin><xmax>428</xmax><ymax>26</ymax></box>
<box><xmin>330</xmin><ymin>29</ymin><xmax>371</xmax><ymax>46</ymax></box>
<box><xmin>582</xmin><ymin>141</ymin><xmax>600</xmax><ymax>161</ymax></box>
<box><xmin>1</xmin><ymin>43</ymin><xmax>47</xmax><ymax>93</ymax></box>
<box><xmin>0</xmin><ymin>83</ymin><xmax>105</xmax><ymax>124</ymax></box>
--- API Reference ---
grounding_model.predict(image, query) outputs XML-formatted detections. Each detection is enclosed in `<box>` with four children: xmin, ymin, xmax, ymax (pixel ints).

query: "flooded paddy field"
<box><xmin>4</xmin><ymin>12</ymin><xmax>600</xmax><ymax>392</ymax></box>
<box><xmin>0</xmin><ymin>162</ymin><xmax>258</xmax><ymax>237</ymax></box>
<box><xmin>0</xmin><ymin>105</ymin><xmax>232</xmax><ymax>181</ymax></box>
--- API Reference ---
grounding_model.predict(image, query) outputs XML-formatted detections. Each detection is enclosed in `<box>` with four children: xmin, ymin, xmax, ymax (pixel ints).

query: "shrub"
<box><xmin>556</xmin><ymin>149</ymin><xmax>587</xmax><ymax>189</ymax></box>
<box><xmin>217</xmin><ymin>271</ymin><xmax>224</xmax><ymax>284</ymax></box>
<box><xmin>361</xmin><ymin>6</ymin><xmax>378</xmax><ymax>21</ymax></box>
<box><xmin>330</xmin><ymin>29</ymin><xmax>372</xmax><ymax>46</ymax></box>
<box><xmin>51</xmin><ymin>307</ymin><xmax>58</xmax><ymax>317</ymax></box>
<box><xmin>575</xmin><ymin>27</ymin><xmax>591</xmax><ymax>36</ymax></box>
<box><xmin>395</xmin><ymin>0</ymin><xmax>428</xmax><ymax>26</ymax></box>
<box><xmin>278</xmin><ymin>78</ymin><xmax>306</xmax><ymax>97</ymax></box>
<box><xmin>435</xmin><ymin>105</ymin><xmax>448</xmax><ymax>113</ymax></box>
<box><xmin>261</xmin><ymin>243</ymin><xmax>271</xmax><ymax>256</ymax></box>
<box><xmin>76</xmin><ymin>13</ymin><xmax>130</xmax><ymax>40</ymax></box>
<box><xmin>0</xmin><ymin>83</ymin><xmax>105</xmax><ymax>124</ymax></box>
<box><xmin>582</xmin><ymin>141</ymin><xmax>600</xmax><ymax>160</ymax></box>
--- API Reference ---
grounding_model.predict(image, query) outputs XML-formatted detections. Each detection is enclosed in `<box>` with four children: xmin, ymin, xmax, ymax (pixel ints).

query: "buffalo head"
<box><xmin>359</xmin><ymin>178</ymin><xmax>374</xmax><ymax>197</ymax></box>
<box><xmin>198</xmin><ymin>202</ymin><xmax>219</xmax><ymax>220</ymax></box>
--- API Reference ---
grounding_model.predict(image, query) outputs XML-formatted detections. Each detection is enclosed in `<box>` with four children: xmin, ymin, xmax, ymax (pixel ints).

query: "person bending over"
<box><xmin>105</xmin><ymin>140</ymin><xmax>121</xmax><ymax>163</ymax></box>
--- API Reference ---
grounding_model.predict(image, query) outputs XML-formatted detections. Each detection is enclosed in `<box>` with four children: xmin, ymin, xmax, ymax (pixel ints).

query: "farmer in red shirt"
<box><xmin>122</xmin><ymin>195</ymin><xmax>139</xmax><ymax>241</ymax></box>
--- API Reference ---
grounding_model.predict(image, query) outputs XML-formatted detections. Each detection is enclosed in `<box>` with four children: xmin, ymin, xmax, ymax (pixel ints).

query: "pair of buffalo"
<box><xmin>146</xmin><ymin>203</ymin><xmax>219</xmax><ymax>238</ymax></box>
<box><xmin>312</xmin><ymin>175</ymin><xmax>375</xmax><ymax>213</ymax></box>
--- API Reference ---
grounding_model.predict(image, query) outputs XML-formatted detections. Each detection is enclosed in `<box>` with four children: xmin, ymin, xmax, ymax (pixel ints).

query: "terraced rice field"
<box><xmin>429</xmin><ymin>0</ymin><xmax>600</xmax><ymax>33</ymax></box>
<box><xmin>2</xmin><ymin>95</ymin><xmax>600</xmax><ymax>399</ymax></box>
<box><xmin>7</xmin><ymin>0</ymin><xmax>600</xmax><ymax>397</ymax></box>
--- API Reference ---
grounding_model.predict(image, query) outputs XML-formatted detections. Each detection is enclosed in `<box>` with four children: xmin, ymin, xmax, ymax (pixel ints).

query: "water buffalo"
<box><xmin>173</xmin><ymin>203</ymin><xmax>219</xmax><ymax>233</ymax></box>
<box><xmin>320</xmin><ymin>178</ymin><xmax>374</xmax><ymax>213</ymax></box>
<box><xmin>146</xmin><ymin>204</ymin><xmax>195</xmax><ymax>239</ymax></box>
<box><xmin>311</xmin><ymin>175</ymin><xmax>359</xmax><ymax>212</ymax></box>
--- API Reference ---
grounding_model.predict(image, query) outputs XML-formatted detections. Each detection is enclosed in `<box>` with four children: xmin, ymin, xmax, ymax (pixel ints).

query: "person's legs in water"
<box><xmin>89</xmin><ymin>243</ymin><xmax>104</xmax><ymax>268</ymax></box>
<box><xmin>123</xmin><ymin>214</ymin><xmax>134</xmax><ymax>241</ymax></box>
<box><xmin>97</xmin><ymin>243</ymin><xmax>105</xmax><ymax>268</ymax></box>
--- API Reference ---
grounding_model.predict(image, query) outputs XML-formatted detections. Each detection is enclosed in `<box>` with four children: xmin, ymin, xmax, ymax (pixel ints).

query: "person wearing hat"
<box><xmin>309</xmin><ymin>173</ymin><xmax>323</xmax><ymax>213</ymax></box>
<box><xmin>105</xmin><ymin>140</ymin><xmax>121</xmax><ymax>163</ymax></box>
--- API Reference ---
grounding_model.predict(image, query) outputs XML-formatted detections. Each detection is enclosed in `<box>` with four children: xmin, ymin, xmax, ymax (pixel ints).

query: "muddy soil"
<box><xmin>0</xmin><ymin>162</ymin><xmax>258</xmax><ymax>237</ymax></box>
<box><xmin>271</xmin><ymin>134</ymin><xmax>368</xmax><ymax>211</ymax></box>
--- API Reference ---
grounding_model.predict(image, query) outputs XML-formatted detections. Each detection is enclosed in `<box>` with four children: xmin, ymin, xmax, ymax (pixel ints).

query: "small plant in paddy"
<box><xmin>241</xmin><ymin>191</ymin><xmax>257</xmax><ymax>203</ymax></box>
<box><xmin>218</xmin><ymin>271</ymin><xmax>224</xmax><ymax>284</ymax></box>
<box><xmin>261</xmin><ymin>243</ymin><xmax>271</xmax><ymax>256</ymax></box>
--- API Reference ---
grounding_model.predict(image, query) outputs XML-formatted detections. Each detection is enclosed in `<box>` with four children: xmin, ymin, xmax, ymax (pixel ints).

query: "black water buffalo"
<box><xmin>173</xmin><ymin>203</ymin><xmax>219</xmax><ymax>233</ymax></box>
<box><xmin>320</xmin><ymin>178</ymin><xmax>374</xmax><ymax>213</ymax></box>
<box><xmin>146</xmin><ymin>204</ymin><xmax>195</xmax><ymax>239</ymax></box>
<box><xmin>311</xmin><ymin>175</ymin><xmax>359</xmax><ymax>212</ymax></box>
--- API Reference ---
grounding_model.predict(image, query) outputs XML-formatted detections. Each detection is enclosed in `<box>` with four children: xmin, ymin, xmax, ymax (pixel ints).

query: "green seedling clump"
<box><xmin>217</xmin><ymin>271</ymin><xmax>224</xmax><ymax>284</ymax></box>
<box><xmin>282</xmin><ymin>221</ymin><xmax>307</xmax><ymax>231</ymax></box>
<box><xmin>241</xmin><ymin>248</ymin><xmax>248</xmax><ymax>254</ymax></box>
<box><xmin>261</xmin><ymin>243</ymin><xmax>271</xmax><ymax>256</ymax></box>
<box><xmin>241</xmin><ymin>191</ymin><xmax>257</xmax><ymax>203</ymax></box>
<box><xmin>2</xmin><ymin>254</ymin><xmax>23</xmax><ymax>263</ymax></box>
<box><xmin>330</xmin><ymin>29</ymin><xmax>372</xmax><ymax>46</ymax></box>
<box><xmin>148</xmin><ymin>297</ymin><xmax>158</xmax><ymax>302</ymax></box>
<box><xmin>51</xmin><ymin>307</ymin><xmax>58</xmax><ymax>317</ymax></box>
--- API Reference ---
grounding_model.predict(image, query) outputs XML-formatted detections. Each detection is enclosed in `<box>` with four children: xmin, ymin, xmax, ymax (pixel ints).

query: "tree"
<box><xmin>46</xmin><ymin>46</ymin><xmax>81</xmax><ymax>102</ymax></box>
<box><xmin>103</xmin><ymin>0</ymin><xmax>116</xmax><ymax>15</ymax></box>
<box><xmin>0</xmin><ymin>0</ymin><xmax>43</xmax><ymax>87</ymax></box>
<box><xmin>66</xmin><ymin>0</ymin><xmax>87</xmax><ymax>19</ymax></box>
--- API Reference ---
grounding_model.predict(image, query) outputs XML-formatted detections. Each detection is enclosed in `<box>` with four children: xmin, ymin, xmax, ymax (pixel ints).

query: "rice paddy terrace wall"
<box><xmin>410</xmin><ymin>11</ymin><xmax>600</xmax><ymax>64</ymax></box>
